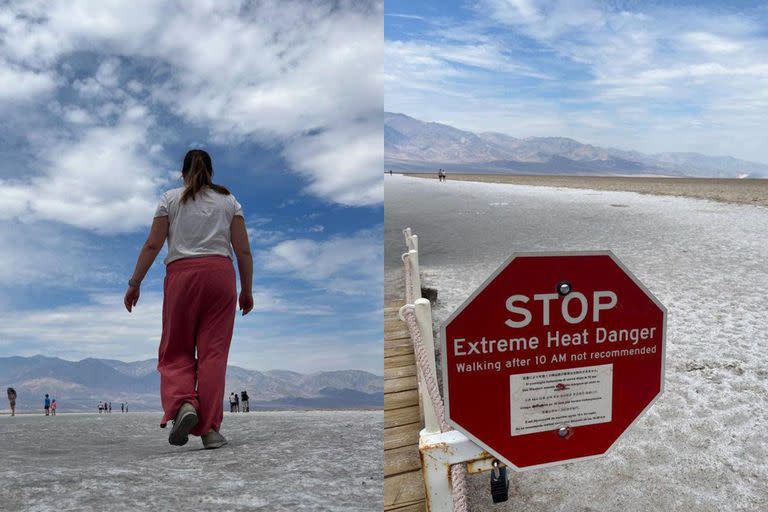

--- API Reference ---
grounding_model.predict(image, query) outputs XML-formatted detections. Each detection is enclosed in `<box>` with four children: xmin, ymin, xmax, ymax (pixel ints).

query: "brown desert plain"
<box><xmin>406</xmin><ymin>173</ymin><xmax>768</xmax><ymax>207</ymax></box>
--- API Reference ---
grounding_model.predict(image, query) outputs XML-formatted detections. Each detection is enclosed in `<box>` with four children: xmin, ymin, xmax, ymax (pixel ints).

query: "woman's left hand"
<box><xmin>124</xmin><ymin>285</ymin><xmax>140</xmax><ymax>312</ymax></box>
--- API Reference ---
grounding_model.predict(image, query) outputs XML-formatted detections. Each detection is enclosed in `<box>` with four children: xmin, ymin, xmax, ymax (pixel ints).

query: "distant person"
<box><xmin>240</xmin><ymin>390</ymin><xmax>249</xmax><ymax>413</ymax></box>
<box><xmin>108</xmin><ymin>402</ymin><xmax>112</xmax><ymax>413</ymax></box>
<box><xmin>43</xmin><ymin>394</ymin><xmax>50</xmax><ymax>416</ymax></box>
<box><xmin>389</xmin><ymin>170</ymin><xmax>393</xmax><ymax>175</ymax></box>
<box><xmin>98</xmin><ymin>402</ymin><xmax>103</xmax><ymax>414</ymax></box>
<box><xmin>235</xmin><ymin>392</ymin><xmax>240</xmax><ymax>413</ymax></box>
<box><xmin>121</xmin><ymin>403</ymin><xmax>124</xmax><ymax>413</ymax></box>
<box><xmin>124</xmin><ymin>149</ymin><xmax>253</xmax><ymax>449</ymax></box>
<box><xmin>229</xmin><ymin>393</ymin><xmax>237</xmax><ymax>413</ymax></box>
<box><xmin>125</xmin><ymin>403</ymin><xmax>128</xmax><ymax>413</ymax></box>
<box><xmin>51</xmin><ymin>399</ymin><xmax>57</xmax><ymax>416</ymax></box>
<box><xmin>6</xmin><ymin>387</ymin><xmax>16</xmax><ymax>416</ymax></box>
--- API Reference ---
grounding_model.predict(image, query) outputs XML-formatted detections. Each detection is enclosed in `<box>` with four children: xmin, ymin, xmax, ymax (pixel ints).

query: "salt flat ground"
<box><xmin>385</xmin><ymin>174</ymin><xmax>768</xmax><ymax>511</ymax></box>
<box><xmin>0</xmin><ymin>411</ymin><xmax>383</xmax><ymax>512</ymax></box>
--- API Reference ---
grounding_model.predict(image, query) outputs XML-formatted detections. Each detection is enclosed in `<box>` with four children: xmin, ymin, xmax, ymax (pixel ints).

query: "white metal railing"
<box><xmin>398</xmin><ymin>227</ymin><xmax>500</xmax><ymax>512</ymax></box>
<box><xmin>402</xmin><ymin>229</ymin><xmax>421</xmax><ymax>304</ymax></box>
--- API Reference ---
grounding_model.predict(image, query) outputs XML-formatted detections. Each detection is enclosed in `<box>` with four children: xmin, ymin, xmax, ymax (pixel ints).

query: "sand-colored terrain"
<box><xmin>405</xmin><ymin>173</ymin><xmax>768</xmax><ymax>207</ymax></box>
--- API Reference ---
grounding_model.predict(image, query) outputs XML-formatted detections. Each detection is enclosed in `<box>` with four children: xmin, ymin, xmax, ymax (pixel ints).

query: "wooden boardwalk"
<box><xmin>384</xmin><ymin>300</ymin><xmax>427</xmax><ymax>512</ymax></box>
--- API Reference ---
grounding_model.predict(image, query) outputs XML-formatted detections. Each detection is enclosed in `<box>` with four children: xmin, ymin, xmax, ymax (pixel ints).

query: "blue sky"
<box><xmin>385</xmin><ymin>0</ymin><xmax>768</xmax><ymax>163</ymax></box>
<box><xmin>0</xmin><ymin>1</ymin><xmax>383</xmax><ymax>374</ymax></box>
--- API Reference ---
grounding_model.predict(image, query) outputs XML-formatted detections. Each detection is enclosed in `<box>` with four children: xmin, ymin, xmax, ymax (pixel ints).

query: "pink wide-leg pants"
<box><xmin>157</xmin><ymin>255</ymin><xmax>236</xmax><ymax>436</ymax></box>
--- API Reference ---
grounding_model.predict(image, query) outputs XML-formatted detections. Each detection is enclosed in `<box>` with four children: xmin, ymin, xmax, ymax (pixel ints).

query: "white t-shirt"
<box><xmin>154</xmin><ymin>186</ymin><xmax>244</xmax><ymax>265</ymax></box>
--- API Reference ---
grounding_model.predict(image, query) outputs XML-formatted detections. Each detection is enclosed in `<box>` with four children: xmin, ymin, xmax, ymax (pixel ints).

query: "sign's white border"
<box><xmin>439</xmin><ymin>250</ymin><xmax>668</xmax><ymax>472</ymax></box>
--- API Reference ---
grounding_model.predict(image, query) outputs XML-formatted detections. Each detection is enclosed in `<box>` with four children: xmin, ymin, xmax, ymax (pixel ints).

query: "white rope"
<box><xmin>401</xmin><ymin>251</ymin><xmax>470</xmax><ymax>512</ymax></box>
<box><xmin>450</xmin><ymin>464</ymin><xmax>470</xmax><ymax>511</ymax></box>
<box><xmin>401</xmin><ymin>305</ymin><xmax>449</xmax><ymax>432</ymax></box>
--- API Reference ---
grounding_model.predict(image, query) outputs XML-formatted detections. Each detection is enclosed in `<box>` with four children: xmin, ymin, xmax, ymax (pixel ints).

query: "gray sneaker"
<box><xmin>202</xmin><ymin>430</ymin><xmax>228</xmax><ymax>449</ymax></box>
<box><xmin>168</xmin><ymin>402</ymin><xmax>198</xmax><ymax>446</ymax></box>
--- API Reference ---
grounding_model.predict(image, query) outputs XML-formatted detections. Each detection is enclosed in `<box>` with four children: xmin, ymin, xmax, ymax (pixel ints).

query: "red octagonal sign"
<box><xmin>441</xmin><ymin>252</ymin><xmax>666</xmax><ymax>470</ymax></box>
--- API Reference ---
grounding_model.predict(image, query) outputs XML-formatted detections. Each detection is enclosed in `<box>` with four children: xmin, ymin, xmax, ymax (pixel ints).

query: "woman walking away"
<box><xmin>6</xmin><ymin>387</ymin><xmax>16</xmax><ymax>416</ymax></box>
<box><xmin>124</xmin><ymin>149</ymin><xmax>253</xmax><ymax>449</ymax></box>
<box><xmin>51</xmin><ymin>399</ymin><xmax>57</xmax><ymax>416</ymax></box>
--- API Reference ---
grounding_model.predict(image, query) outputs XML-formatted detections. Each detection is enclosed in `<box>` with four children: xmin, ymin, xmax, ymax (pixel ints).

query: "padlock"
<box><xmin>490</xmin><ymin>460</ymin><xmax>509</xmax><ymax>503</ymax></box>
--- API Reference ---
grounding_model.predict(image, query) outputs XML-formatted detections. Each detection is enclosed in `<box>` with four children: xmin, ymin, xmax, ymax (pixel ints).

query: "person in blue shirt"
<box><xmin>43</xmin><ymin>394</ymin><xmax>50</xmax><ymax>416</ymax></box>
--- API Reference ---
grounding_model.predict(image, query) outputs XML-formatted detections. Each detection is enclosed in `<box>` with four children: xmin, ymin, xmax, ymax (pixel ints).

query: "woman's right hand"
<box><xmin>124</xmin><ymin>285</ymin><xmax>140</xmax><ymax>312</ymax></box>
<box><xmin>239</xmin><ymin>289</ymin><xmax>253</xmax><ymax>316</ymax></box>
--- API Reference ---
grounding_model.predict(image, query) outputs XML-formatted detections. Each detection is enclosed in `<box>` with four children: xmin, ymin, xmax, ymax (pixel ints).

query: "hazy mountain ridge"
<box><xmin>0</xmin><ymin>356</ymin><xmax>383</xmax><ymax>411</ymax></box>
<box><xmin>385</xmin><ymin>112</ymin><xmax>768</xmax><ymax>178</ymax></box>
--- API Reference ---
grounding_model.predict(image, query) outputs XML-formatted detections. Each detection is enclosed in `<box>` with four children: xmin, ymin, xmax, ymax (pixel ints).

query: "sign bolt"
<box><xmin>558</xmin><ymin>426</ymin><xmax>571</xmax><ymax>438</ymax></box>
<box><xmin>557</xmin><ymin>281</ymin><xmax>571</xmax><ymax>295</ymax></box>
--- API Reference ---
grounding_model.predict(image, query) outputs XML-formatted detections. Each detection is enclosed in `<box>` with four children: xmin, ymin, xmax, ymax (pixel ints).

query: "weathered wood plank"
<box><xmin>384</xmin><ymin>405</ymin><xmax>421</xmax><ymax>428</ymax></box>
<box><xmin>384</xmin><ymin>318</ymin><xmax>406</xmax><ymax>326</ymax></box>
<box><xmin>385</xmin><ymin>354</ymin><xmax>417</xmax><ymax>369</ymax></box>
<box><xmin>385</xmin><ymin>344</ymin><xmax>415</xmax><ymax>358</ymax></box>
<box><xmin>385</xmin><ymin>364</ymin><xmax>417</xmax><ymax>380</ymax></box>
<box><xmin>385</xmin><ymin>376</ymin><xmax>418</xmax><ymax>394</ymax></box>
<box><xmin>384</xmin><ymin>339</ymin><xmax>412</xmax><ymax>351</ymax></box>
<box><xmin>384</xmin><ymin>421</ymin><xmax>421</xmax><ymax>451</ymax></box>
<box><xmin>385</xmin><ymin>332</ymin><xmax>411</xmax><ymax>343</ymax></box>
<box><xmin>384</xmin><ymin>300</ymin><xmax>425</xmax><ymax>511</ymax></box>
<box><xmin>384</xmin><ymin>470</ymin><xmax>426</xmax><ymax>508</ymax></box>
<box><xmin>385</xmin><ymin>502</ymin><xmax>427</xmax><ymax>512</ymax></box>
<box><xmin>385</xmin><ymin>445</ymin><xmax>422</xmax><ymax>477</ymax></box>
<box><xmin>385</xmin><ymin>389</ymin><xmax>420</xmax><ymax>410</ymax></box>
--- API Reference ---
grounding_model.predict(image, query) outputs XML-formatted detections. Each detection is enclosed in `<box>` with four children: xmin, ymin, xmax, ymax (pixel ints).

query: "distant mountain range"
<box><xmin>385</xmin><ymin>112</ymin><xmax>768</xmax><ymax>178</ymax></box>
<box><xmin>0</xmin><ymin>355</ymin><xmax>383</xmax><ymax>412</ymax></box>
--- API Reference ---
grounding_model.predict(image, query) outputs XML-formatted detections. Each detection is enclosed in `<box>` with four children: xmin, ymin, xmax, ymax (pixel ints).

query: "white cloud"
<box><xmin>385</xmin><ymin>38</ymin><xmax>550</xmax><ymax>99</ymax></box>
<box><xmin>0</xmin><ymin>0</ymin><xmax>383</xmax><ymax>220</ymax></box>
<box><xmin>61</xmin><ymin>106</ymin><xmax>95</xmax><ymax>124</ymax></box>
<box><xmin>0</xmin><ymin>183</ymin><xmax>31</xmax><ymax>220</ymax></box>
<box><xmin>229</xmin><ymin>329</ymin><xmax>382</xmax><ymax>374</ymax></box>
<box><xmin>0</xmin><ymin>293</ymin><xmax>165</xmax><ymax>355</ymax></box>
<box><xmin>682</xmin><ymin>32</ymin><xmax>743</xmax><ymax>54</ymax></box>
<box><xmin>0</xmin><ymin>58</ymin><xmax>56</xmax><ymax>100</ymax></box>
<box><xmin>149</xmin><ymin>2</ymin><xmax>384</xmax><ymax>205</ymax></box>
<box><xmin>0</xmin><ymin>287</ymin><xmax>336</xmax><ymax>363</ymax></box>
<box><xmin>0</xmin><ymin>107</ymin><xmax>168</xmax><ymax>233</ymax></box>
<box><xmin>386</xmin><ymin>1</ymin><xmax>768</xmax><ymax>162</ymax></box>
<box><xmin>250</xmin><ymin>289</ymin><xmax>333</xmax><ymax>316</ymax></box>
<box><xmin>386</xmin><ymin>13</ymin><xmax>425</xmax><ymax>21</ymax></box>
<box><xmin>246</xmin><ymin>218</ymin><xmax>286</xmax><ymax>247</ymax></box>
<box><xmin>0</xmin><ymin>220</ymin><xmax>105</xmax><ymax>287</ymax></box>
<box><xmin>263</xmin><ymin>229</ymin><xmax>382</xmax><ymax>296</ymax></box>
<box><xmin>481</xmin><ymin>0</ymin><xmax>604</xmax><ymax>39</ymax></box>
<box><xmin>283</xmin><ymin>122</ymin><xmax>383</xmax><ymax>205</ymax></box>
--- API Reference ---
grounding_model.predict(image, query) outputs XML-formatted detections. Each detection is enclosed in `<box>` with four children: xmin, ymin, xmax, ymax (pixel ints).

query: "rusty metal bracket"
<box><xmin>419</xmin><ymin>429</ymin><xmax>499</xmax><ymax>511</ymax></box>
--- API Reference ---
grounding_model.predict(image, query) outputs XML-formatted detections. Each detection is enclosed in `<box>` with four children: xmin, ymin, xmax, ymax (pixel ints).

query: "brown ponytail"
<box><xmin>180</xmin><ymin>149</ymin><xmax>230</xmax><ymax>204</ymax></box>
